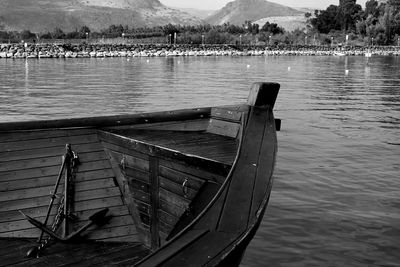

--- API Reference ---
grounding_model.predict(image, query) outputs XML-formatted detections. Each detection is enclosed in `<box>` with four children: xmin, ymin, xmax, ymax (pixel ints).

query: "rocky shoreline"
<box><xmin>1</xmin><ymin>43</ymin><xmax>399</xmax><ymax>58</ymax></box>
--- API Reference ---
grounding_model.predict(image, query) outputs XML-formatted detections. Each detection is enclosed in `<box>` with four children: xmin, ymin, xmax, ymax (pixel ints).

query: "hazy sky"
<box><xmin>160</xmin><ymin>0</ymin><xmax>368</xmax><ymax>10</ymax></box>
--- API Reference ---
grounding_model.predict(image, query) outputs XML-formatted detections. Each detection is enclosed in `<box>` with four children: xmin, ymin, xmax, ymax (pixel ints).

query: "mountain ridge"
<box><xmin>205</xmin><ymin>0</ymin><xmax>303</xmax><ymax>25</ymax></box>
<box><xmin>0</xmin><ymin>0</ymin><xmax>202</xmax><ymax>32</ymax></box>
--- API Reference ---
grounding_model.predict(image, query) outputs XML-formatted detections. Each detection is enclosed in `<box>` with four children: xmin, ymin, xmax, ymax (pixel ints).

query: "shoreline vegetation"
<box><xmin>0</xmin><ymin>43</ymin><xmax>399</xmax><ymax>59</ymax></box>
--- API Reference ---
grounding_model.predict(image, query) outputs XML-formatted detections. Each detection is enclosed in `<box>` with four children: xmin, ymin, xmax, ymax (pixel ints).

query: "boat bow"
<box><xmin>136</xmin><ymin>82</ymin><xmax>280</xmax><ymax>266</ymax></box>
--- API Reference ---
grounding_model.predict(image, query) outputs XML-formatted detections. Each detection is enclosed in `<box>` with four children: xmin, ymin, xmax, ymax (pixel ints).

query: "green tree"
<box><xmin>338</xmin><ymin>0</ymin><xmax>363</xmax><ymax>31</ymax></box>
<box><xmin>260</xmin><ymin>22</ymin><xmax>284</xmax><ymax>35</ymax></box>
<box><xmin>163</xmin><ymin>24</ymin><xmax>179</xmax><ymax>35</ymax></box>
<box><xmin>79</xmin><ymin>26</ymin><xmax>91</xmax><ymax>38</ymax></box>
<box><xmin>311</xmin><ymin>5</ymin><xmax>342</xmax><ymax>33</ymax></box>
<box><xmin>365</xmin><ymin>0</ymin><xmax>379</xmax><ymax>18</ymax></box>
<box><xmin>52</xmin><ymin>28</ymin><xmax>65</xmax><ymax>39</ymax></box>
<box><xmin>20</xmin><ymin>30</ymin><xmax>36</xmax><ymax>40</ymax></box>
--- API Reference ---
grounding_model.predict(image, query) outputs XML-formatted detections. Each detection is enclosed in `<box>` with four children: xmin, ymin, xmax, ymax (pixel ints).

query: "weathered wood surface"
<box><xmin>0</xmin><ymin>238</ymin><xmax>150</xmax><ymax>267</ymax></box>
<box><xmin>0</xmin><ymin>128</ymin><xmax>140</xmax><ymax>243</ymax></box>
<box><xmin>0</xmin><ymin>108</ymin><xmax>211</xmax><ymax>132</ymax></box>
<box><xmin>136</xmin><ymin>82</ymin><xmax>279</xmax><ymax>267</ymax></box>
<box><xmin>103</xmin><ymin>129</ymin><xmax>238</xmax><ymax>166</ymax></box>
<box><xmin>100</xmin><ymin>129</ymin><xmax>229</xmax><ymax>248</ymax></box>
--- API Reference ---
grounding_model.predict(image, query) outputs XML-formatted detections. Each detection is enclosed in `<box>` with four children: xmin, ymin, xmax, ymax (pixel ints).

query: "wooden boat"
<box><xmin>0</xmin><ymin>82</ymin><xmax>280</xmax><ymax>266</ymax></box>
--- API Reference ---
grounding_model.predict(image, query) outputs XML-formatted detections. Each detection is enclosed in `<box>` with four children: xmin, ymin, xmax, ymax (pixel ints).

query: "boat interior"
<box><xmin>0</xmin><ymin>105</ymin><xmax>248</xmax><ymax>266</ymax></box>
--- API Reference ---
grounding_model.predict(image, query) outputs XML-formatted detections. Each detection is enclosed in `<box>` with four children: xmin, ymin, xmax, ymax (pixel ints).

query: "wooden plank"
<box><xmin>139</xmin><ymin>212</ymin><xmax>151</xmax><ymax>227</ymax></box>
<box><xmin>129</xmin><ymin>179</ymin><xmax>150</xmax><ymax>194</ymax></box>
<box><xmin>0</xmin><ymin>142</ymin><xmax>104</xmax><ymax>163</ymax></box>
<box><xmin>159</xmin><ymin>199</ymin><xmax>186</xmax><ymax>219</ymax></box>
<box><xmin>99</xmin><ymin>130</ymin><xmax>232</xmax><ymax>178</ymax></box>
<box><xmin>57</xmin><ymin>242</ymin><xmax>148</xmax><ymax>267</ymax></box>
<box><xmin>0</xmin><ymin>177</ymin><xmax>121</xmax><ymax>203</ymax></box>
<box><xmin>75</xmin><ymin>178</ymin><xmax>116</xmax><ymax>191</ymax></box>
<box><xmin>78</xmin><ymin>214</ymin><xmax>135</xmax><ymax>230</ymax></box>
<box><xmin>99</xmin><ymin>234</ymin><xmax>143</xmax><ymax>243</ymax></box>
<box><xmin>211</xmin><ymin>107</ymin><xmax>242</xmax><ymax>122</ymax></box>
<box><xmin>0</xmin><ymin>156</ymin><xmax>62</xmax><ymax>173</ymax></box>
<box><xmin>217</xmin><ymin>107</ymin><xmax>269</xmax><ymax>233</ymax></box>
<box><xmin>0</xmin><ymin>159</ymin><xmax>111</xmax><ymax>182</ymax></box>
<box><xmin>159</xmin><ymin>187</ymin><xmax>190</xmax><ymax>211</ymax></box>
<box><xmin>0</xmin><ymin>187</ymin><xmax>121</xmax><ymax>212</ymax></box>
<box><xmin>249</xmin><ymin>114</ymin><xmax>276</xmax><ymax>218</ymax></box>
<box><xmin>158</xmin><ymin>165</ymin><xmax>206</xmax><ymax>190</ymax></box>
<box><xmin>105</xmin><ymin>149</ymin><xmax>149</xmax><ymax>172</ymax></box>
<box><xmin>193</xmin><ymin>185</ymin><xmax>230</xmax><ymax>230</ymax></box>
<box><xmin>2</xmin><ymin>241</ymin><xmax>137</xmax><ymax>267</ymax></box>
<box><xmin>149</xmin><ymin>156</ymin><xmax>160</xmax><ymax>249</ymax></box>
<box><xmin>0</xmin><ymin>151</ymin><xmax>107</xmax><ymax>173</ymax></box>
<box><xmin>207</xmin><ymin>119</ymin><xmax>240</xmax><ymax>138</ymax></box>
<box><xmin>75</xmin><ymin>169</ymin><xmax>115</xmax><ymax>182</ymax></box>
<box><xmin>0</xmin><ymin>197</ymin><xmax>124</xmax><ymax>223</ymax></box>
<box><xmin>105</xmin><ymin>147</ymin><xmax>150</xmax><ymax>246</ymax></box>
<box><xmin>161</xmin><ymin>231</ymin><xmax>237</xmax><ymax>266</ymax></box>
<box><xmin>0</xmin><ymin>185</ymin><xmax>54</xmax><ymax>202</ymax></box>
<box><xmin>75</xmin><ymin>205</ymin><xmax>130</xmax><ymax>221</ymax></box>
<box><xmin>0</xmin><ymin>128</ymin><xmax>96</xmax><ymax>143</ymax></box>
<box><xmin>0</xmin><ymin>195</ymin><xmax>51</xmax><ymax>212</ymax></box>
<box><xmin>135</xmin><ymin>201</ymin><xmax>150</xmax><ymax>215</ymax></box>
<box><xmin>0</xmin><ymin>206</ymin><xmax>130</xmax><ymax>234</ymax></box>
<box><xmin>135</xmin><ymin>229</ymin><xmax>208</xmax><ymax>267</ymax></box>
<box><xmin>0</xmin><ymin>216</ymin><xmax>54</xmax><ymax>234</ymax></box>
<box><xmin>159</xmin><ymin>158</ymin><xmax>226</xmax><ymax>185</ymax></box>
<box><xmin>0</xmin><ymin>134</ymin><xmax>99</xmax><ymax>152</ymax></box>
<box><xmin>125</xmin><ymin>167</ymin><xmax>150</xmax><ymax>185</ymax></box>
<box><xmin>0</xmin><ymin>169</ymin><xmax>115</xmax><ymax>192</ymax></box>
<box><xmin>159</xmin><ymin>175</ymin><xmax>198</xmax><ymax>200</ymax></box>
<box><xmin>132</xmin><ymin>189</ymin><xmax>151</xmax><ymax>204</ymax></box>
<box><xmin>0</xmin><ymin>107</ymin><xmax>211</xmax><ymax>131</ymax></box>
<box><xmin>166</xmin><ymin>182</ymin><xmax>220</xmax><ymax>240</ymax></box>
<box><xmin>0</xmin><ymin>227</ymin><xmax>41</xmax><ymax>238</ymax></box>
<box><xmin>74</xmin><ymin>187</ymin><xmax>121</xmax><ymax>202</ymax></box>
<box><xmin>101</xmin><ymin>140</ymin><xmax>150</xmax><ymax>161</ymax></box>
<box><xmin>106</xmin><ymin>119</ymin><xmax>209</xmax><ymax>132</ymax></box>
<box><xmin>0</xmin><ymin>240</ymin><xmax>147</xmax><ymax>267</ymax></box>
<box><xmin>83</xmin><ymin>225</ymin><xmax>139</xmax><ymax>240</ymax></box>
<box><xmin>0</xmin><ymin>212</ymin><xmax>133</xmax><ymax>236</ymax></box>
<box><xmin>159</xmin><ymin>219</ymin><xmax>174</xmax><ymax>234</ymax></box>
<box><xmin>74</xmin><ymin>196</ymin><xmax>124</xmax><ymax>212</ymax></box>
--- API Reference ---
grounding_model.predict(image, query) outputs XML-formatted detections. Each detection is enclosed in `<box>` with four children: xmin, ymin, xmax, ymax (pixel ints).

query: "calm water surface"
<box><xmin>1</xmin><ymin>56</ymin><xmax>399</xmax><ymax>266</ymax></box>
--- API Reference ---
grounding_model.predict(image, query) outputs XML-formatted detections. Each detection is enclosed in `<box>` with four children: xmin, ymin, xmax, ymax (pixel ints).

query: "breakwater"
<box><xmin>1</xmin><ymin>43</ymin><xmax>399</xmax><ymax>58</ymax></box>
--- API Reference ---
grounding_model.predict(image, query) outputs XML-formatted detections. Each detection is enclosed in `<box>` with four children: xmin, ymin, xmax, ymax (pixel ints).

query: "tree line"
<box><xmin>0</xmin><ymin>21</ymin><xmax>285</xmax><ymax>45</ymax></box>
<box><xmin>309</xmin><ymin>0</ymin><xmax>400</xmax><ymax>45</ymax></box>
<box><xmin>1</xmin><ymin>0</ymin><xmax>399</xmax><ymax>46</ymax></box>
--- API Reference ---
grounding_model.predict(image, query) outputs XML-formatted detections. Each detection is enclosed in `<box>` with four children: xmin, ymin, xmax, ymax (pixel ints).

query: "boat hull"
<box><xmin>0</xmin><ymin>82</ymin><xmax>279</xmax><ymax>267</ymax></box>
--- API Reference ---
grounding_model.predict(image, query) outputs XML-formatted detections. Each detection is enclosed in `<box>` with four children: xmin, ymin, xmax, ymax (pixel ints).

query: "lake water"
<box><xmin>1</xmin><ymin>55</ymin><xmax>399</xmax><ymax>266</ymax></box>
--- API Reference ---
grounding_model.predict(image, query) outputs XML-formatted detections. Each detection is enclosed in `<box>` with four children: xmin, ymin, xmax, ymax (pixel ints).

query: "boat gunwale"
<box><xmin>0</xmin><ymin>107</ymin><xmax>212</xmax><ymax>132</ymax></box>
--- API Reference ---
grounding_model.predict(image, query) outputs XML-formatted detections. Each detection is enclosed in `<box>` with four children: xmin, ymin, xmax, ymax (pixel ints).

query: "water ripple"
<box><xmin>0</xmin><ymin>56</ymin><xmax>399</xmax><ymax>266</ymax></box>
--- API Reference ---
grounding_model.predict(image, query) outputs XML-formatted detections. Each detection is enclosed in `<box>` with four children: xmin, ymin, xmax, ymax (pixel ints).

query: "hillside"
<box><xmin>0</xmin><ymin>0</ymin><xmax>202</xmax><ymax>32</ymax></box>
<box><xmin>254</xmin><ymin>15</ymin><xmax>308</xmax><ymax>32</ymax></box>
<box><xmin>206</xmin><ymin>0</ymin><xmax>303</xmax><ymax>25</ymax></box>
<box><xmin>174</xmin><ymin>7</ymin><xmax>215</xmax><ymax>20</ymax></box>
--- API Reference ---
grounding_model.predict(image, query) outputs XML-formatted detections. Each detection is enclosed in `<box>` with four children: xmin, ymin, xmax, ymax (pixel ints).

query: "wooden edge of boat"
<box><xmin>135</xmin><ymin>82</ymin><xmax>280</xmax><ymax>266</ymax></box>
<box><xmin>0</xmin><ymin>107</ymin><xmax>212</xmax><ymax>132</ymax></box>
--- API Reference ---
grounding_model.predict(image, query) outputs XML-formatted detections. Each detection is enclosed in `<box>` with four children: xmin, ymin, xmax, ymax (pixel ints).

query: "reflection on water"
<box><xmin>1</xmin><ymin>56</ymin><xmax>399</xmax><ymax>266</ymax></box>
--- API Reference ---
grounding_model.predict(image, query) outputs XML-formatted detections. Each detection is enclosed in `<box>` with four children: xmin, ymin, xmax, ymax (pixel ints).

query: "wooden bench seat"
<box><xmin>108</xmin><ymin>129</ymin><xmax>239</xmax><ymax>166</ymax></box>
